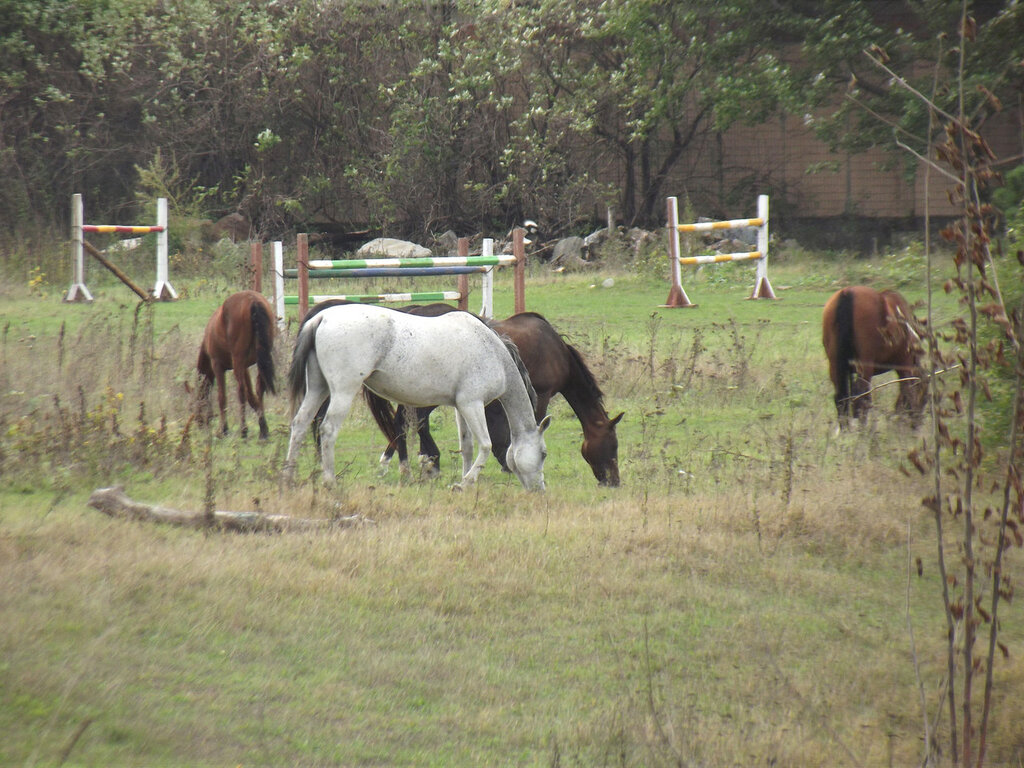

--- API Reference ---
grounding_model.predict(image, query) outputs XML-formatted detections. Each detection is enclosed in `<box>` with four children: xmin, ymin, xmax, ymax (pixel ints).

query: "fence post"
<box><xmin>65</xmin><ymin>193</ymin><xmax>93</xmax><ymax>303</ymax></box>
<box><xmin>662</xmin><ymin>196</ymin><xmax>694</xmax><ymax>308</ymax></box>
<box><xmin>297</xmin><ymin>233</ymin><xmax>309</xmax><ymax>323</ymax></box>
<box><xmin>457</xmin><ymin>238</ymin><xmax>470</xmax><ymax>311</ymax></box>
<box><xmin>513</xmin><ymin>227</ymin><xmax>526</xmax><ymax>314</ymax></box>
<box><xmin>481</xmin><ymin>238</ymin><xmax>495</xmax><ymax>319</ymax></box>
<box><xmin>273</xmin><ymin>241</ymin><xmax>285</xmax><ymax>328</ymax></box>
<box><xmin>250</xmin><ymin>242</ymin><xmax>263</xmax><ymax>293</ymax></box>
<box><xmin>749</xmin><ymin>194</ymin><xmax>776</xmax><ymax>300</ymax></box>
<box><xmin>152</xmin><ymin>198</ymin><xmax>177</xmax><ymax>300</ymax></box>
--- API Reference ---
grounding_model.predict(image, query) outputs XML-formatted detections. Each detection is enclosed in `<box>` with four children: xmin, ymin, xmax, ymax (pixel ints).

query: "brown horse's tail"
<box><xmin>251</xmin><ymin>300</ymin><xmax>277</xmax><ymax>396</ymax></box>
<box><xmin>832</xmin><ymin>288</ymin><xmax>857</xmax><ymax>407</ymax></box>
<box><xmin>362</xmin><ymin>389</ymin><xmax>400</xmax><ymax>448</ymax></box>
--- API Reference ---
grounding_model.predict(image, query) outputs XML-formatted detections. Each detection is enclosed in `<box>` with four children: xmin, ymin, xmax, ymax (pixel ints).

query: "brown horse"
<box><xmin>381</xmin><ymin>308</ymin><xmax>623</xmax><ymax>486</ymax></box>
<box><xmin>196</xmin><ymin>290</ymin><xmax>277</xmax><ymax>438</ymax></box>
<box><xmin>822</xmin><ymin>285</ymin><xmax>927</xmax><ymax>429</ymax></box>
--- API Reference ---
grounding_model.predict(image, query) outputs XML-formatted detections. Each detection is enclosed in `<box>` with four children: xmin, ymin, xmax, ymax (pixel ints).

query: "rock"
<box><xmin>208</xmin><ymin>212</ymin><xmax>251</xmax><ymax>242</ymax></box>
<box><xmin>356</xmin><ymin>238</ymin><xmax>432</xmax><ymax>259</ymax></box>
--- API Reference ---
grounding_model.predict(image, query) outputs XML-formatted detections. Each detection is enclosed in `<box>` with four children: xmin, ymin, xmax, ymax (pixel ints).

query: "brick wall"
<box><xmin>655</xmin><ymin>107</ymin><xmax>1022</xmax><ymax>221</ymax></box>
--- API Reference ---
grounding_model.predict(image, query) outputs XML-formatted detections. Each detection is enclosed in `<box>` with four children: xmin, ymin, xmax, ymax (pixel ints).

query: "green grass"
<box><xmin>1</xmin><ymin>249</ymin><xmax>1022</xmax><ymax>766</ymax></box>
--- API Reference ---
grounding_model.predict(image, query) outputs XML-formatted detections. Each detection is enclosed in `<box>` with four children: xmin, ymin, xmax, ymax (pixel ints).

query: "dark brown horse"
<box><xmin>196</xmin><ymin>290</ymin><xmax>277</xmax><ymax>438</ymax></box>
<box><xmin>381</xmin><ymin>308</ymin><xmax>623</xmax><ymax>486</ymax></box>
<box><xmin>822</xmin><ymin>285</ymin><xmax>927</xmax><ymax>429</ymax></box>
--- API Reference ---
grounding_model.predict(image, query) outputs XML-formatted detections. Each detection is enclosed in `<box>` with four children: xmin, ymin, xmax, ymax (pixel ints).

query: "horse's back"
<box><xmin>313</xmin><ymin>304</ymin><xmax>511</xmax><ymax>407</ymax></box>
<box><xmin>203</xmin><ymin>291</ymin><xmax>274</xmax><ymax>368</ymax></box>
<box><xmin>823</xmin><ymin>285</ymin><xmax>914</xmax><ymax>377</ymax></box>
<box><xmin>492</xmin><ymin>312</ymin><xmax>570</xmax><ymax>392</ymax></box>
<box><xmin>403</xmin><ymin>303</ymin><xmax>461</xmax><ymax>318</ymax></box>
<box><xmin>222</xmin><ymin>290</ymin><xmax>272</xmax><ymax>332</ymax></box>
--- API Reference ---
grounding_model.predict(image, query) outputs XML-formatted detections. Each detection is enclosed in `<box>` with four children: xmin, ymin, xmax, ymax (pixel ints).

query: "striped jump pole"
<box><xmin>66</xmin><ymin>194</ymin><xmax>175</xmax><ymax>302</ymax></box>
<box><xmin>284</xmin><ymin>291</ymin><xmax>464</xmax><ymax>307</ymax></box>
<box><xmin>663</xmin><ymin>194</ymin><xmax>774</xmax><ymax>308</ymax></box>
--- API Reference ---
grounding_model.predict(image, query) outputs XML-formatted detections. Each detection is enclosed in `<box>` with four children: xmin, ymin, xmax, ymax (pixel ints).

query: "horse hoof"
<box><xmin>450</xmin><ymin>483</ymin><xmax>465</xmax><ymax>492</ymax></box>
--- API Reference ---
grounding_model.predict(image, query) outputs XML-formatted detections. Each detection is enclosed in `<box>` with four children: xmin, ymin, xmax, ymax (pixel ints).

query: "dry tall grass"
<box><xmin>2</xmin><ymin>277</ymin><xmax>1022</xmax><ymax>767</ymax></box>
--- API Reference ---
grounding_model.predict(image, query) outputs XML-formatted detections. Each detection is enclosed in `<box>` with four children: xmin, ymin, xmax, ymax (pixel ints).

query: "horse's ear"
<box><xmin>609</xmin><ymin>411</ymin><xmax>624</xmax><ymax>427</ymax></box>
<box><xmin>539</xmin><ymin>414</ymin><xmax>552</xmax><ymax>433</ymax></box>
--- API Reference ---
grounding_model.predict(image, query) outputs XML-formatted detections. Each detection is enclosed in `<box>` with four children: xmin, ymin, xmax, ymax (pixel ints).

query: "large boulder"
<box><xmin>549</xmin><ymin>236</ymin><xmax>595</xmax><ymax>271</ymax></box>
<box><xmin>356</xmin><ymin>237</ymin><xmax>432</xmax><ymax>259</ymax></box>
<box><xmin>208</xmin><ymin>212</ymin><xmax>251</xmax><ymax>242</ymax></box>
<box><xmin>432</xmin><ymin>230</ymin><xmax>459</xmax><ymax>256</ymax></box>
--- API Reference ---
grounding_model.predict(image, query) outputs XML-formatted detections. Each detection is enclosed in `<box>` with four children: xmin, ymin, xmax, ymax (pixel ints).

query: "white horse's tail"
<box><xmin>287</xmin><ymin>313</ymin><xmax>325</xmax><ymax>415</ymax></box>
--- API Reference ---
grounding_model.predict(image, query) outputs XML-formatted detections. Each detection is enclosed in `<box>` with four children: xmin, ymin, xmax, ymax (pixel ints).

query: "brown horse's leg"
<box><xmin>834</xmin><ymin>389</ymin><xmax>853</xmax><ymax>430</ymax></box>
<box><xmin>851</xmin><ymin>373</ymin><xmax>872</xmax><ymax>425</ymax></box>
<box><xmin>233</xmin><ymin>366</ymin><xmax>256</xmax><ymax>439</ymax></box>
<box><xmin>214</xmin><ymin>367</ymin><xmax>230</xmax><ymax>436</ymax></box>
<box><xmin>826</xmin><ymin>356</ymin><xmax>851</xmax><ymax>429</ymax></box>
<box><xmin>195</xmin><ymin>376</ymin><xmax>213</xmax><ymax>427</ymax></box>
<box><xmin>254</xmin><ymin>371</ymin><xmax>269</xmax><ymax>440</ymax></box>
<box><xmin>412</xmin><ymin>406</ymin><xmax>440</xmax><ymax>476</ymax></box>
<box><xmin>895</xmin><ymin>377</ymin><xmax>926</xmax><ymax>428</ymax></box>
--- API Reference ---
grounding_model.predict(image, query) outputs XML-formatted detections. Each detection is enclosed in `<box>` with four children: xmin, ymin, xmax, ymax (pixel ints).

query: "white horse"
<box><xmin>283</xmin><ymin>303</ymin><xmax>549</xmax><ymax>490</ymax></box>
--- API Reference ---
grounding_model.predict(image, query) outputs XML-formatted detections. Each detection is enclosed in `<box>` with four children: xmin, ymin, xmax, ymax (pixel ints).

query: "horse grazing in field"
<box><xmin>377</xmin><ymin>308</ymin><xmax>623</xmax><ymax>486</ymax></box>
<box><xmin>196</xmin><ymin>290</ymin><xmax>277</xmax><ymax>439</ymax></box>
<box><xmin>284</xmin><ymin>303</ymin><xmax>549</xmax><ymax>490</ymax></box>
<box><xmin>822</xmin><ymin>285</ymin><xmax>927</xmax><ymax>429</ymax></box>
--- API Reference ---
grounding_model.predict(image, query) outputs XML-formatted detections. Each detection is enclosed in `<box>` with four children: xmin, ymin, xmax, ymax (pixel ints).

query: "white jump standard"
<box><xmin>663</xmin><ymin>194</ymin><xmax>775</xmax><ymax>308</ymax></box>
<box><xmin>66</xmin><ymin>194</ymin><xmax>176</xmax><ymax>302</ymax></box>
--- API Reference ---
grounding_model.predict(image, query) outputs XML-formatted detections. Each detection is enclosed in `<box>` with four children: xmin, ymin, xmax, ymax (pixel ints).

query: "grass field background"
<box><xmin>2</xmin><ymin>243</ymin><xmax>1022</xmax><ymax>766</ymax></box>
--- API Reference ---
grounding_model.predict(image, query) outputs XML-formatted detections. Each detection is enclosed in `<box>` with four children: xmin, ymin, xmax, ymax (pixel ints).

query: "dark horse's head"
<box><xmin>881</xmin><ymin>290</ymin><xmax>929</xmax><ymax>428</ymax></box>
<box><xmin>581</xmin><ymin>411</ymin><xmax>623</xmax><ymax>486</ymax></box>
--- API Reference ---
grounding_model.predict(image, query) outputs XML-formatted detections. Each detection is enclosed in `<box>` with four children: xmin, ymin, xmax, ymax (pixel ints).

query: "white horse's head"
<box><xmin>506</xmin><ymin>415</ymin><xmax>551</xmax><ymax>491</ymax></box>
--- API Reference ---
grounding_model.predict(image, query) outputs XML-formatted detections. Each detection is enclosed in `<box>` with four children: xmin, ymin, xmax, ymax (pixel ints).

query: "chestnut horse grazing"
<box><xmin>196</xmin><ymin>290</ymin><xmax>277</xmax><ymax>438</ymax></box>
<box><xmin>822</xmin><ymin>285</ymin><xmax>927</xmax><ymax>429</ymax></box>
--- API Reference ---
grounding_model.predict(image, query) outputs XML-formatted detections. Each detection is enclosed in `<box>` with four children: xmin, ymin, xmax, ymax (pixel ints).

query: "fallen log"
<box><xmin>87</xmin><ymin>486</ymin><xmax>367</xmax><ymax>533</ymax></box>
<box><xmin>83</xmin><ymin>240</ymin><xmax>151</xmax><ymax>301</ymax></box>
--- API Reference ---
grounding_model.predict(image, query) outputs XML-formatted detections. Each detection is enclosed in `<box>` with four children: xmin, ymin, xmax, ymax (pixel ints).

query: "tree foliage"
<box><xmin>1</xmin><ymin>0</ymin><xmax>1020</xmax><ymax>243</ymax></box>
<box><xmin>0</xmin><ymin>0</ymin><xmax>810</xmax><ymax>241</ymax></box>
<box><xmin>800</xmin><ymin>1</ymin><xmax>1024</xmax><ymax>180</ymax></box>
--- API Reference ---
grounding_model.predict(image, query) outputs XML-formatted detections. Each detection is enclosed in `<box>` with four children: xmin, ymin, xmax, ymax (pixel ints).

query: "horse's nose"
<box><xmin>598</xmin><ymin>462</ymin><xmax>620</xmax><ymax>487</ymax></box>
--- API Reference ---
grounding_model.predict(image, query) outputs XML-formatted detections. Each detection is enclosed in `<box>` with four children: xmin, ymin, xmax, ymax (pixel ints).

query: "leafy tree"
<box><xmin>799</xmin><ymin>1</ymin><xmax>1024</xmax><ymax>180</ymax></box>
<box><xmin>0</xmin><ymin>0</ymin><xmax>159</xmax><ymax>231</ymax></box>
<box><xmin>361</xmin><ymin>0</ymin><xmax>809</xmax><ymax>236</ymax></box>
<box><xmin>499</xmin><ymin>0</ymin><xmax>805</xmax><ymax>226</ymax></box>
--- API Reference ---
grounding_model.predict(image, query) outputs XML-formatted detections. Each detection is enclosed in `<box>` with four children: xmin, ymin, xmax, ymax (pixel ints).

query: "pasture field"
<box><xmin>1</xmin><ymin>247</ymin><xmax>1022</xmax><ymax>767</ymax></box>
